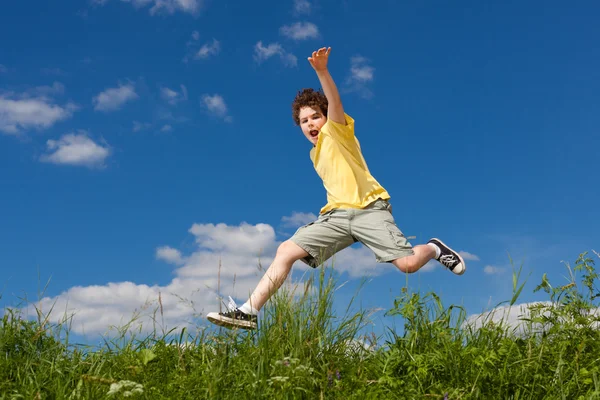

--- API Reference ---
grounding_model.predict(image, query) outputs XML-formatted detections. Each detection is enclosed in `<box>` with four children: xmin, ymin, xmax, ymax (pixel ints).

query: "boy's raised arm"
<box><xmin>308</xmin><ymin>47</ymin><xmax>346</xmax><ymax>125</ymax></box>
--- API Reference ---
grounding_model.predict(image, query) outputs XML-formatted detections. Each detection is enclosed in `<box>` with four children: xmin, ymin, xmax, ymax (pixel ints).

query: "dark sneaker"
<box><xmin>428</xmin><ymin>238</ymin><xmax>466</xmax><ymax>275</ymax></box>
<box><xmin>207</xmin><ymin>309</ymin><xmax>257</xmax><ymax>330</ymax></box>
<box><xmin>206</xmin><ymin>296</ymin><xmax>257</xmax><ymax>330</ymax></box>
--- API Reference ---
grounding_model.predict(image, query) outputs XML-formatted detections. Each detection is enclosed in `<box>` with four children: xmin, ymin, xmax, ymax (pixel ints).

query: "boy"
<box><xmin>207</xmin><ymin>47</ymin><xmax>465</xmax><ymax>330</ymax></box>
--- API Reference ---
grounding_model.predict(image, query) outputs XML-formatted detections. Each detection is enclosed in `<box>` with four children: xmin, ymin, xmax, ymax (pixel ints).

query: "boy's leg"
<box><xmin>391</xmin><ymin>244</ymin><xmax>436</xmax><ymax>273</ymax></box>
<box><xmin>246</xmin><ymin>240</ymin><xmax>309</xmax><ymax>311</ymax></box>
<box><xmin>352</xmin><ymin>200</ymin><xmax>466</xmax><ymax>274</ymax></box>
<box><xmin>206</xmin><ymin>211</ymin><xmax>354</xmax><ymax>329</ymax></box>
<box><xmin>206</xmin><ymin>241</ymin><xmax>307</xmax><ymax>330</ymax></box>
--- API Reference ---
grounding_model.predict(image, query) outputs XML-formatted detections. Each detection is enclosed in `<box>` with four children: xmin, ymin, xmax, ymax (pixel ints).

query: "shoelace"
<box><xmin>439</xmin><ymin>254</ymin><xmax>458</xmax><ymax>268</ymax></box>
<box><xmin>220</xmin><ymin>295</ymin><xmax>238</xmax><ymax>313</ymax></box>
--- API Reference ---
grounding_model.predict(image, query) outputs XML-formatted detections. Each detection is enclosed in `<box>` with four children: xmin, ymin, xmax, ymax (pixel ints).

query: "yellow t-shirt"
<box><xmin>310</xmin><ymin>113</ymin><xmax>390</xmax><ymax>214</ymax></box>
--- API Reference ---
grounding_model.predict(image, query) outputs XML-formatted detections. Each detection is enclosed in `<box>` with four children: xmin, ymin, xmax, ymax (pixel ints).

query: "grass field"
<box><xmin>1</xmin><ymin>251</ymin><xmax>599</xmax><ymax>399</ymax></box>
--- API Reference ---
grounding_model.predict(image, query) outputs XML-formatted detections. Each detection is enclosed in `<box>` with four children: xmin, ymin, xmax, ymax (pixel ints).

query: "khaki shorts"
<box><xmin>290</xmin><ymin>199</ymin><xmax>414</xmax><ymax>267</ymax></box>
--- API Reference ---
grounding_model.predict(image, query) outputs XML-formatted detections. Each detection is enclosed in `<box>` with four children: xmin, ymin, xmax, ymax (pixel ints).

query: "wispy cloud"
<box><xmin>0</xmin><ymin>64</ymin><xmax>8</xmax><ymax>73</ymax></box>
<box><xmin>421</xmin><ymin>257</ymin><xmax>448</xmax><ymax>272</ymax></box>
<box><xmin>460</xmin><ymin>251</ymin><xmax>480</xmax><ymax>261</ymax></box>
<box><xmin>160</xmin><ymin>124</ymin><xmax>173</xmax><ymax>132</ymax></box>
<box><xmin>281</xmin><ymin>212</ymin><xmax>318</xmax><ymax>228</ymax></box>
<box><xmin>253</xmin><ymin>41</ymin><xmax>297</xmax><ymax>67</ymax></box>
<box><xmin>160</xmin><ymin>85</ymin><xmax>188</xmax><ymax>105</ymax></box>
<box><xmin>183</xmin><ymin>33</ymin><xmax>220</xmax><ymax>62</ymax></box>
<box><xmin>484</xmin><ymin>265</ymin><xmax>506</xmax><ymax>275</ymax></box>
<box><xmin>94</xmin><ymin>0</ymin><xmax>202</xmax><ymax>15</ymax></box>
<box><xmin>344</xmin><ymin>56</ymin><xmax>375</xmax><ymax>99</ymax></box>
<box><xmin>40</xmin><ymin>131</ymin><xmax>110</xmax><ymax>168</ymax></box>
<box><xmin>201</xmin><ymin>94</ymin><xmax>232</xmax><ymax>122</ymax></box>
<box><xmin>195</xmin><ymin>39</ymin><xmax>220</xmax><ymax>59</ymax></box>
<box><xmin>93</xmin><ymin>83</ymin><xmax>138</xmax><ymax>112</ymax></box>
<box><xmin>133</xmin><ymin>121</ymin><xmax>152</xmax><ymax>132</ymax></box>
<box><xmin>0</xmin><ymin>87</ymin><xmax>77</xmax><ymax>135</ymax></box>
<box><xmin>280</xmin><ymin>22</ymin><xmax>319</xmax><ymax>40</ymax></box>
<box><xmin>349</xmin><ymin>56</ymin><xmax>374</xmax><ymax>82</ymax></box>
<box><xmin>31</xmin><ymin>82</ymin><xmax>65</xmax><ymax>97</ymax></box>
<box><xmin>293</xmin><ymin>0</ymin><xmax>311</xmax><ymax>15</ymax></box>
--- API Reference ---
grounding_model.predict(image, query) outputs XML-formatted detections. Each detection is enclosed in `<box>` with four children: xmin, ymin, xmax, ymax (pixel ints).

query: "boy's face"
<box><xmin>298</xmin><ymin>106</ymin><xmax>327</xmax><ymax>145</ymax></box>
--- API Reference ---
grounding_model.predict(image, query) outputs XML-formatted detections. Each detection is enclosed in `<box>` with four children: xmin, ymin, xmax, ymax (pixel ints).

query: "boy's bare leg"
<box><xmin>206</xmin><ymin>240</ymin><xmax>308</xmax><ymax>329</ymax></box>
<box><xmin>392</xmin><ymin>240</ymin><xmax>466</xmax><ymax>275</ymax></box>
<box><xmin>391</xmin><ymin>245</ymin><xmax>436</xmax><ymax>273</ymax></box>
<box><xmin>246</xmin><ymin>240</ymin><xmax>309</xmax><ymax>311</ymax></box>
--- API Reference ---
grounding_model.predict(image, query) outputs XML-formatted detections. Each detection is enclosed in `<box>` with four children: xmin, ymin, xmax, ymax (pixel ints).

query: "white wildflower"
<box><xmin>107</xmin><ymin>380</ymin><xmax>144</xmax><ymax>397</ymax></box>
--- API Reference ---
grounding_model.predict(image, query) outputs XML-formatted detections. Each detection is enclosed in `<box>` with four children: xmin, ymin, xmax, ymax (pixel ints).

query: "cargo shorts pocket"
<box><xmin>385</xmin><ymin>222</ymin><xmax>406</xmax><ymax>247</ymax></box>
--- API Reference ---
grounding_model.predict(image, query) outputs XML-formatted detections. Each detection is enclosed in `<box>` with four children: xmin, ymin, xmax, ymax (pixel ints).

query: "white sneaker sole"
<box><xmin>206</xmin><ymin>312</ymin><xmax>257</xmax><ymax>330</ymax></box>
<box><xmin>431</xmin><ymin>238</ymin><xmax>466</xmax><ymax>275</ymax></box>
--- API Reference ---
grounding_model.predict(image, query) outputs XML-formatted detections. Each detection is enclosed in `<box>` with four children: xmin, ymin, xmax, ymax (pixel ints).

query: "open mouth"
<box><xmin>309</xmin><ymin>130</ymin><xmax>319</xmax><ymax>138</ymax></box>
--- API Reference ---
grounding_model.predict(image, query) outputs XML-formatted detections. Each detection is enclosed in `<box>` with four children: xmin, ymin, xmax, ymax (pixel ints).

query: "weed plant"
<box><xmin>1</xmin><ymin>251</ymin><xmax>599</xmax><ymax>399</ymax></box>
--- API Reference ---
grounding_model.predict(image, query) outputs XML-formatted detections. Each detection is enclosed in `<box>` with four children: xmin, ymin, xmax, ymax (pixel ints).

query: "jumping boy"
<box><xmin>207</xmin><ymin>47</ymin><xmax>465</xmax><ymax>330</ymax></box>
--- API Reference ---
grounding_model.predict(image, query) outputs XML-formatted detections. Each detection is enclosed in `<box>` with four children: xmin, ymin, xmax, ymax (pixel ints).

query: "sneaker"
<box><xmin>428</xmin><ymin>238</ymin><xmax>466</xmax><ymax>275</ymax></box>
<box><xmin>206</xmin><ymin>296</ymin><xmax>258</xmax><ymax>330</ymax></box>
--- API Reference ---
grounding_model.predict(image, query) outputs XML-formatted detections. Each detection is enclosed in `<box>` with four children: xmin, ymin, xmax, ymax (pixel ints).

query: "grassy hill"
<box><xmin>1</xmin><ymin>251</ymin><xmax>599</xmax><ymax>399</ymax></box>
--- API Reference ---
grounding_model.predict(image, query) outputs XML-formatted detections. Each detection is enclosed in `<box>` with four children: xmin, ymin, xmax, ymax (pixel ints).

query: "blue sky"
<box><xmin>1</xmin><ymin>0</ymin><xmax>599</xmax><ymax>342</ymax></box>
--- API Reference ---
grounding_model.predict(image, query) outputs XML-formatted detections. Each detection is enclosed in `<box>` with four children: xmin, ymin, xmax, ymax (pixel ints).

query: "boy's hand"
<box><xmin>308</xmin><ymin>47</ymin><xmax>331</xmax><ymax>72</ymax></box>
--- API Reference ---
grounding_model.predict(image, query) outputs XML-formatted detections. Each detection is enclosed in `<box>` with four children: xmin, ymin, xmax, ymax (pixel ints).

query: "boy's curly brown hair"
<box><xmin>291</xmin><ymin>88</ymin><xmax>328</xmax><ymax>125</ymax></box>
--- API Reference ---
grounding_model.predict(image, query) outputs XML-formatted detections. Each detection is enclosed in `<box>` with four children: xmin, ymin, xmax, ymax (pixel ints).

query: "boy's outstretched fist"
<box><xmin>308</xmin><ymin>47</ymin><xmax>331</xmax><ymax>72</ymax></box>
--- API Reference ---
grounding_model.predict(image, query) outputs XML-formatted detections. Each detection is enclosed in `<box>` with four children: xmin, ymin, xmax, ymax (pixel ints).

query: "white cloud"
<box><xmin>93</xmin><ymin>83</ymin><xmax>138</xmax><ymax>112</ymax></box>
<box><xmin>0</xmin><ymin>90</ymin><xmax>77</xmax><ymax>135</ymax></box>
<box><xmin>293</xmin><ymin>0</ymin><xmax>311</xmax><ymax>14</ymax></box>
<box><xmin>466</xmin><ymin>302</ymin><xmax>549</xmax><ymax>335</ymax></box>
<box><xmin>459</xmin><ymin>251</ymin><xmax>480</xmax><ymax>261</ymax></box>
<box><xmin>254</xmin><ymin>41</ymin><xmax>283</xmax><ymax>61</ymax></box>
<box><xmin>195</xmin><ymin>39</ymin><xmax>220</xmax><ymax>59</ymax></box>
<box><xmin>150</xmin><ymin>0</ymin><xmax>201</xmax><ymax>15</ymax></box>
<box><xmin>40</xmin><ymin>131</ymin><xmax>110</xmax><ymax>168</ymax></box>
<box><xmin>23</xmin><ymin>221</ymin><xmax>277</xmax><ymax>335</ymax></box>
<box><xmin>484</xmin><ymin>265</ymin><xmax>506</xmax><ymax>275</ymax></box>
<box><xmin>327</xmin><ymin>246</ymin><xmax>380</xmax><ymax>278</ymax></box>
<box><xmin>201</xmin><ymin>94</ymin><xmax>232</xmax><ymax>122</ymax></box>
<box><xmin>189</xmin><ymin>222</ymin><xmax>277</xmax><ymax>256</ymax></box>
<box><xmin>464</xmin><ymin>302</ymin><xmax>600</xmax><ymax>336</ymax></box>
<box><xmin>95</xmin><ymin>0</ymin><xmax>202</xmax><ymax>15</ymax></box>
<box><xmin>160</xmin><ymin>124</ymin><xmax>173</xmax><ymax>132</ymax></box>
<box><xmin>191</xmin><ymin>30</ymin><xmax>200</xmax><ymax>41</ymax></box>
<box><xmin>420</xmin><ymin>258</ymin><xmax>440</xmax><ymax>272</ymax></box>
<box><xmin>281</xmin><ymin>212</ymin><xmax>317</xmax><ymax>228</ymax></box>
<box><xmin>254</xmin><ymin>41</ymin><xmax>297</xmax><ymax>67</ymax></box>
<box><xmin>160</xmin><ymin>85</ymin><xmax>187</xmax><ymax>105</ymax></box>
<box><xmin>156</xmin><ymin>246</ymin><xmax>185</xmax><ymax>265</ymax></box>
<box><xmin>344</xmin><ymin>56</ymin><xmax>375</xmax><ymax>99</ymax></box>
<box><xmin>280</xmin><ymin>53</ymin><xmax>298</xmax><ymax>68</ymax></box>
<box><xmin>349</xmin><ymin>56</ymin><xmax>374</xmax><ymax>82</ymax></box>
<box><xmin>23</xmin><ymin>217</ymin><xmax>413</xmax><ymax>335</ymax></box>
<box><xmin>280</xmin><ymin>22</ymin><xmax>319</xmax><ymax>40</ymax></box>
<box><xmin>32</xmin><ymin>82</ymin><xmax>66</xmax><ymax>96</ymax></box>
<box><xmin>0</xmin><ymin>64</ymin><xmax>7</xmax><ymax>73</ymax></box>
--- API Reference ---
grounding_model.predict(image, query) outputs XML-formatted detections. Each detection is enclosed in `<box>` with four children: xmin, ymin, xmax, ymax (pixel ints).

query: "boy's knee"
<box><xmin>276</xmin><ymin>240</ymin><xmax>307</xmax><ymax>262</ymax></box>
<box><xmin>392</xmin><ymin>258</ymin><xmax>419</xmax><ymax>274</ymax></box>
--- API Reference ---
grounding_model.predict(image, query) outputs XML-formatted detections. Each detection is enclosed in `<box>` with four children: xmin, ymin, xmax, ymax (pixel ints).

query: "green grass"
<box><xmin>1</xmin><ymin>251</ymin><xmax>600</xmax><ymax>399</ymax></box>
